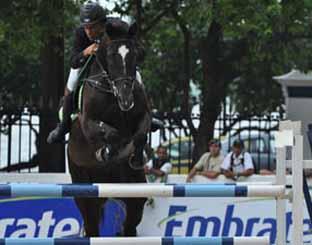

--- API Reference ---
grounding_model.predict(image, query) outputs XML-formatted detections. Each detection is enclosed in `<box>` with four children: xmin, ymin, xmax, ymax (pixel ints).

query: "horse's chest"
<box><xmin>90</xmin><ymin>96</ymin><xmax>140</xmax><ymax>129</ymax></box>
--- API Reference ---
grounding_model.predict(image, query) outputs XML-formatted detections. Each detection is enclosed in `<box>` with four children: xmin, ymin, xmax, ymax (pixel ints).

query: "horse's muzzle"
<box><xmin>118</xmin><ymin>98</ymin><xmax>134</xmax><ymax>111</ymax></box>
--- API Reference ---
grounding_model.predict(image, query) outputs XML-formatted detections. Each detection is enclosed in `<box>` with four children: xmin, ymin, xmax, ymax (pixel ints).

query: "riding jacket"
<box><xmin>71</xmin><ymin>17</ymin><xmax>145</xmax><ymax>69</ymax></box>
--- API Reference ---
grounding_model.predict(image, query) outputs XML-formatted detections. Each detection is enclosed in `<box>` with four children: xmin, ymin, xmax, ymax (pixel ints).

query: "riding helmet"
<box><xmin>80</xmin><ymin>1</ymin><xmax>106</xmax><ymax>26</ymax></box>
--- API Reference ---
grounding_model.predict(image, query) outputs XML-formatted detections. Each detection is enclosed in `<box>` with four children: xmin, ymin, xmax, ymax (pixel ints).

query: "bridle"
<box><xmin>83</xmin><ymin>39</ymin><xmax>136</xmax><ymax>97</ymax></box>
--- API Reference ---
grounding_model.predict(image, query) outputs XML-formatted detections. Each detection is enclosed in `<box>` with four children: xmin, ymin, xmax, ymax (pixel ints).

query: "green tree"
<box><xmin>113</xmin><ymin>0</ymin><xmax>312</xmax><ymax>161</ymax></box>
<box><xmin>0</xmin><ymin>0</ymin><xmax>81</xmax><ymax>171</ymax></box>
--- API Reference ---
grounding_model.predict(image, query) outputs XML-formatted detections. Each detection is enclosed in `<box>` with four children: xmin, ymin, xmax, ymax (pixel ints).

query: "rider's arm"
<box><xmin>71</xmin><ymin>28</ymin><xmax>90</xmax><ymax>69</ymax></box>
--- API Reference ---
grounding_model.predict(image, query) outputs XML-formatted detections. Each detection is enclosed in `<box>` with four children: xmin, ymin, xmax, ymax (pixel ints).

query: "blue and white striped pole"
<box><xmin>0</xmin><ymin>183</ymin><xmax>285</xmax><ymax>198</ymax></box>
<box><xmin>0</xmin><ymin>237</ymin><xmax>270</xmax><ymax>245</ymax></box>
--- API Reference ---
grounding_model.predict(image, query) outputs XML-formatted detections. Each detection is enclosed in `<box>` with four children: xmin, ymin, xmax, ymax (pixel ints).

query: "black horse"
<box><xmin>67</xmin><ymin>22</ymin><xmax>151</xmax><ymax>237</ymax></box>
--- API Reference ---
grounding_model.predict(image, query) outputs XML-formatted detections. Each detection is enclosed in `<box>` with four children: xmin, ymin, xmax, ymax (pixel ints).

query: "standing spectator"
<box><xmin>186</xmin><ymin>139</ymin><xmax>223</xmax><ymax>182</ymax></box>
<box><xmin>144</xmin><ymin>145</ymin><xmax>172</xmax><ymax>183</ymax></box>
<box><xmin>221</xmin><ymin>140</ymin><xmax>254</xmax><ymax>180</ymax></box>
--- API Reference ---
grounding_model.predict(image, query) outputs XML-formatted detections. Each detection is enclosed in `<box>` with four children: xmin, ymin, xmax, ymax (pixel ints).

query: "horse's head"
<box><xmin>96</xmin><ymin>22</ymin><xmax>138</xmax><ymax>111</ymax></box>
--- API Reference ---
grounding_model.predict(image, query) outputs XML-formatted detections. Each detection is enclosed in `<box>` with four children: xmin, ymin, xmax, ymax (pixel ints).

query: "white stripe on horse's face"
<box><xmin>118</xmin><ymin>45</ymin><xmax>129</xmax><ymax>74</ymax></box>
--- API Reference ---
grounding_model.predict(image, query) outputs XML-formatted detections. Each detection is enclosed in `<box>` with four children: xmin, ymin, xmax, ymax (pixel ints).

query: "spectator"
<box><xmin>221</xmin><ymin>140</ymin><xmax>254</xmax><ymax>180</ymax></box>
<box><xmin>186</xmin><ymin>139</ymin><xmax>223</xmax><ymax>182</ymax></box>
<box><xmin>144</xmin><ymin>145</ymin><xmax>172</xmax><ymax>183</ymax></box>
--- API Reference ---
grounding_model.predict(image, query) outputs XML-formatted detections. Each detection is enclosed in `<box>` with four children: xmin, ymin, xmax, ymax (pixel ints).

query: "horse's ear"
<box><xmin>128</xmin><ymin>22</ymin><xmax>137</xmax><ymax>37</ymax></box>
<box><xmin>106</xmin><ymin>22</ymin><xmax>114</xmax><ymax>37</ymax></box>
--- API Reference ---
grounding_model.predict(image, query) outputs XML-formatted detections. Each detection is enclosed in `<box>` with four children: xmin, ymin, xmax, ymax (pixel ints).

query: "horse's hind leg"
<box><xmin>119</xmin><ymin>168</ymin><xmax>147</xmax><ymax>236</ymax></box>
<box><xmin>122</xmin><ymin>197</ymin><xmax>146</xmax><ymax>236</ymax></box>
<box><xmin>74</xmin><ymin>197</ymin><xmax>104</xmax><ymax>237</ymax></box>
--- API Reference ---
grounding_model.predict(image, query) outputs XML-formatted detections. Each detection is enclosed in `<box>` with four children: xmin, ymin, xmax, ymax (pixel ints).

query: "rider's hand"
<box><xmin>83</xmin><ymin>43</ymin><xmax>99</xmax><ymax>57</ymax></box>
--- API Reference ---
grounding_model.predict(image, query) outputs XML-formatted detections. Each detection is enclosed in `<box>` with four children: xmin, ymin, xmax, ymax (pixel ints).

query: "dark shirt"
<box><xmin>70</xmin><ymin>18</ymin><xmax>145</xmax><ymax>69</ymax></box>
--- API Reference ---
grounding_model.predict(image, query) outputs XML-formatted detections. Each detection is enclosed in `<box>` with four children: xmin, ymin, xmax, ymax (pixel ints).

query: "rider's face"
<box><xmin>84</xmin><ymin>23</ymin><xmax>104</xmax><ymax>40</ymax></box>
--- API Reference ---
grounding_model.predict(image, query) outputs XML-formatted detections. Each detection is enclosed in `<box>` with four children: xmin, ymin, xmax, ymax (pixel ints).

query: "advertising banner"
<box><xmin>137</xmin><ymin>197</ymin><xmax>312</xmax><ymax>244</ymax></box>
<box><xmin>0</xmin><ymin>174</ymin><xmax>311</xmax><ymax>244</ymax></box>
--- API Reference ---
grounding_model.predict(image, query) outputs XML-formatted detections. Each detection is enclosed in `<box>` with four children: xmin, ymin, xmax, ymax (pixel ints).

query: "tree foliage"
<box><xmin>1</xmin><ymin>0</ymin><xmax>312</xmax><ymax>164</ymax></box>
<box><xmin>110</xmin><ymin>0</ymin><xmax>312</xmax><ymax>159</ymax></box>
<box><xmin>0</xmin><ymin>0</ymin><xmax>81</xmax><ymax>108</ymax></box>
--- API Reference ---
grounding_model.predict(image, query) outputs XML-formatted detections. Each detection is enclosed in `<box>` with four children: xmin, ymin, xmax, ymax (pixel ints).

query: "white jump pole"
<box><xmin>0</xmin><ymin>183</ymin><xmax>285</xmax><ymax>198</ymax></box>
<box><xmin>292</xmin><ymin>134</ymin><xmax>304</xmax><ymax>244</ymax></box>
<box><xmin>276</xmin><ymin>146</ymin><xmax>286</xmax><ymax>245</ymax></box>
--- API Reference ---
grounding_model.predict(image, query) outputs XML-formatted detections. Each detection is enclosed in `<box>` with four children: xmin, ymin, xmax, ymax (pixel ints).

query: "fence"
<box><xmin>0</xmin><ymin>109</ymin><xmax>283</xmax><ymax>173</ymax></box>
<box><xmin>149</xmin><ymin>112</ymin><xmax>283</xmax><ymax>174</ymax></box>
<box><xmin>0</xmin><ymin>107</ymin><xmax>39</xmax><ymax>172</ymax></box>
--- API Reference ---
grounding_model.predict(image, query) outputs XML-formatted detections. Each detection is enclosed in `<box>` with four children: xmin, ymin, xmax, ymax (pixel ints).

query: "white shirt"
<box><xmin>221</xmin><ymin>151</ymin><xmax>254</xmax><ymax>174</ymax></box>
<box><xmin>146</xmin><ymin>159</ymin><xmax>172</xmax><ymax>174</ymax></box>
<box><xmin>145</xmin><ymin>159</ymin><xmax>172</xmax><ymax>183</ymax></box>
<box><xmin>194</xmin><ymin>152</ymin><xmax>223</xmax><ymax>172</ymax></box>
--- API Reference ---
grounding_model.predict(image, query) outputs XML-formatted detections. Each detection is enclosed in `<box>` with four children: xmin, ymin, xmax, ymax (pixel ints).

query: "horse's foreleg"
<box><xmin>80</xmin><ymin>117</ymin><xmax>103</xmax><ymax>145</ymax></box>
<box><xmin>128</xmin><ymin>113</ymin><xmax>151</xmax><ymax>168</ymax></box>
<box><xmin>132</xmin><ymin>113</ymin><xmax>151</xmax><ymax>141</ymax></box>
<box><xmin>119</xmin><ymin>169</ymin><xmax>146</xmax><ymax>237</ymax></box>
<box><xmin>80</xmin><ymin>117</ymin><xmax>121</xmax><ymax>144</ymax></box>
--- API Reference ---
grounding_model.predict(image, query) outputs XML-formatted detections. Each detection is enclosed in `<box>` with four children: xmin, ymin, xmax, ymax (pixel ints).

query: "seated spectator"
<box><xmin>221</xmin><ymin>140</ymin><xmax>254</xmax><ymax>180</ymax></box>
<box><xmin>186</xmin><ymin>139</ymin><xmax>223</xmax><ymax>182</ymax></box>
<box><xmin>144</xmin><ymin>145</ymin><xmax>172</xmax><ymax>183</ymax></box>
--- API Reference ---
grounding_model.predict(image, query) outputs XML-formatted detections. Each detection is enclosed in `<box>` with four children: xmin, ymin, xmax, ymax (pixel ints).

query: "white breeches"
<box><xmin>66</xmin><ymin>68</ymin><xmax>81</xmax><ymax>92</ymax></box>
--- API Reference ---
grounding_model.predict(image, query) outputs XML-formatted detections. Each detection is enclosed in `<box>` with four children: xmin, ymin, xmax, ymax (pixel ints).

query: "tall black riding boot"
<box><xmin>47</xmin><ymin>92</ymin><xmax>74</xmax><ymax>144</ymax></box>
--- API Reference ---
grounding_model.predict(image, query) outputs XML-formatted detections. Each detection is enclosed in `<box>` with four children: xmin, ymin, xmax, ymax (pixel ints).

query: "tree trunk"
<box><xmin>171</xmin><ymin>10</ymin><xmax>191</xmax><ymax>115</ymax></box>
<box><xmin>135</xmin><ymin>0</ymin><xmax>142</xmax><ymax>38</ymax></box>
<box><xmin>38</xmin><ymin>0</ymin><xmax>65</xmax><ymax>172</ymax></box>
<box><xmin>192</xmin><ymin>20</ymin><xmax>225</xmax><ymax>163</ymax></box>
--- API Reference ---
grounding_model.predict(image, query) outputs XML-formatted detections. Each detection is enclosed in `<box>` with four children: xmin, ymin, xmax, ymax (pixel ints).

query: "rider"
<box><xmin>47</xmin><ymin>1</ymin><xmax>145</xmax><ymax>144</ymax></box>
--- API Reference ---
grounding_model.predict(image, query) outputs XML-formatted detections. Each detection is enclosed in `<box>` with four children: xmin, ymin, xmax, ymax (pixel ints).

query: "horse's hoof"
<box><xmin>95</xmin><ymin>146</ymin><xmax>112</xmax><ymax>162</ymax></box>
<box><xmin>95</xmin><ymin>148</ymin><xmax>104</xmax><ymax>162</ymax></box>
